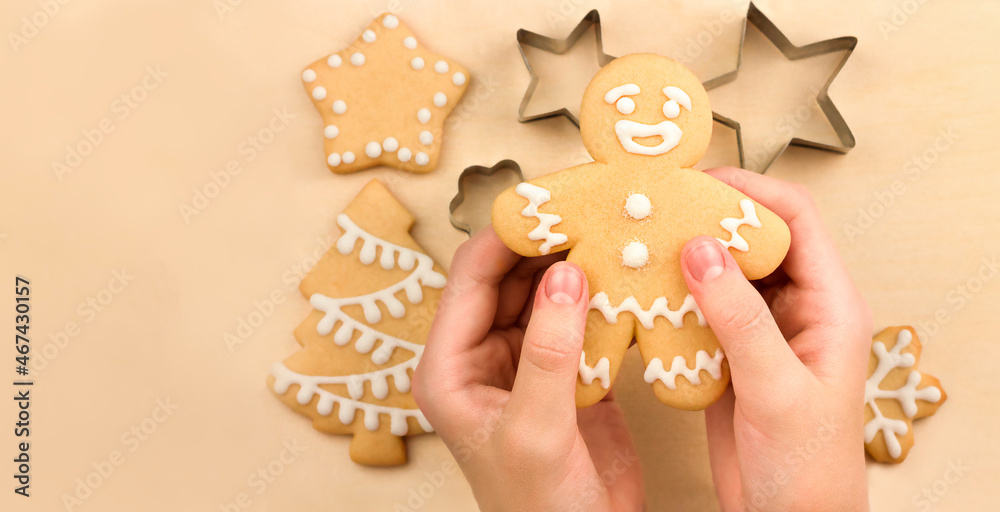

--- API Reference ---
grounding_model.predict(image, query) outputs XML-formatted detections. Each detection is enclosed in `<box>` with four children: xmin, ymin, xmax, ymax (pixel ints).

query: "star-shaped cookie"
<box><xmin>864</xmin><ymin>326</ymin><xmax>947</xmax><ymax>463</ymax></box>
<box><xmin>301</xmin><ymin>13</ymin><xmax>469</xmax><ymax>174</ymax></box>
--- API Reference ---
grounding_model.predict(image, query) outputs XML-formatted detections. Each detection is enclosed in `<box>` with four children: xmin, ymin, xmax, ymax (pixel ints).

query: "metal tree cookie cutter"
<box><xmin>704</xmin><ymin>2</ymin><xmax>858</xmax><ymax>173</ymax></box>
<box><xmin>516</xmin><ymin>10</ymin><xmax>615</xmax><ymax>127</ymax></box>
<box><xmin>449</xmin><ymin>160</ymin><xmax>525</xmax><ymax>236</ymax></box>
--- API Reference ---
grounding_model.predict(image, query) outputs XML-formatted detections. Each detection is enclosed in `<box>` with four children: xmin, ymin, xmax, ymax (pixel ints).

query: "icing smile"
<box><xmin>614</xmin><ymin>120</ymin><xmax>683</xmax><ymax>156</ymax></box>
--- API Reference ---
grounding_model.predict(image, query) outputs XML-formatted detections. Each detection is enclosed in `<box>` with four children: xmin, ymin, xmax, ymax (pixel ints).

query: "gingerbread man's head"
<box><xmin>580</xmin><ymin>54</ymin><xmax>712</xmax><ymax>168</ymax></box>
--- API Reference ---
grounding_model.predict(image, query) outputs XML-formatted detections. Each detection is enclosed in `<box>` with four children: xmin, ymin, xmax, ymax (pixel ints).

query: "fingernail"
<box><xmin>686</xmin><ymin>240</ymin><xmax>725</xmax><ymax>282</ymax></box>
<box><xmin>546</xmin><ymin>264</ymin><xmax>584</xmax><ymax>304</ymax></box>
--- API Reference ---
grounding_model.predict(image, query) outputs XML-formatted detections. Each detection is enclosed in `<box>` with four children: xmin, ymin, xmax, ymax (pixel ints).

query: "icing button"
<box><xmin>622</xmin><ymin>241</ymin><xmax>649</xmax><ymax>268</ymax></box>
<box><xmin>625</xmin><ymin>193</ymin><xmax>651</xmax><ymax>220</ymax></box>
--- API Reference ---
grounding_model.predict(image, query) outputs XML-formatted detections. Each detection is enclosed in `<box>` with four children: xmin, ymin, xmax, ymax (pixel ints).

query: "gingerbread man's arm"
<box><xmin>491</xmin><ymin>167</ymin><xmax>588</xmax><ymax>257</ymax></box>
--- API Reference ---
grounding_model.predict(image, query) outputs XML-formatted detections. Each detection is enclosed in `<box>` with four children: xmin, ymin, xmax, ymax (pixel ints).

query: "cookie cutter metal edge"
<box><xmin>704</xmin><ymin>2</ymin><xmax>858</xmax><ymax>173</ymax></box>
<box><xmin>449</xmin><ymin>160</ymin><xmax>525</xmax><ymax>237</ymax></box>
<box><xmin>516</xmin><ymin>10</ymin><xmax>616</xmax><ymax>127</ymax></box>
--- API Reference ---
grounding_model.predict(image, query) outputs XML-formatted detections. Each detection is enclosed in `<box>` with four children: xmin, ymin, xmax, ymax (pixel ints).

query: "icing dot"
<box><xmin>397</xmin><ymin>147</ymin><xmax>412</xmax><ymax>162</ymax></box>
<box><xmin>415</xmin><ymin>152</ymin><xmax>429</xmax><ymax>166</ymax></box>
<box><xmin>351</xmin><ymin>52</ymin><xmax>365</xmax><ymax>66</ymax></box>
<box><xmin>419</xmin><ymin>130</ymin><xmax>433</xmax><ymax>145</ymax></box>
<box><xmin>327</xmin><ymin>153</ymin><xmax>341</xmax><ymax>166</ymax></box>
<box><xmin>324</xmin><ymin>125</ymin><xmax>339</xmax><ymax>138</ymax></box>
<box><xmin>411</xmin><ymin>57</ymin><xmax>424</xmax><ymax>70</ymax></box>
<box><xmin>434</xmin><ymin>60</ymin><xmax>449</xmax><ymax>73</ymax></box>
<box><xmin>417</xmin><ymin>108</ymin><xmax>431</xmax><ymax>124</ymax></box>
<box><xmin>311</xmin><ymin>86</ymin><xmax>327</xmax><ymax>100</ymax></box>
<box><xmin>616</xmin><ymin>97</ymin><xmax>635</xmax><ymax>115</ymax></box>
<box><xmin>403</xmin><ymin>36</ymin><xmax>417</xmax><ymax>49</ymax></box>
<box><xmin>625</xmin><ymin>193</ymin><xmax>651</xmax><ymax>220</ymax></box>
<box><xmin>382</xmin><ymin>15</ymin><xmax>399</xmax><ymax>29</ymax></box>
<box><xmin>452</xmin><ymin>72</ymin><xmax>466</xmax><ymax>86</ymax></box>
<box><xmin>362</xmin><ymin>30</ymin><xmax>376</xmax><ymax>43</ymax></box>
<box><xmin>433</xmin><ymin>92</ymin><xmax>447</xmax><ymax>107</ymax></box>
<box><xmin>302</xmin><ymin>69</ymin><xmax>316</xmax><ymax>82</ymax></box>
<box><xmin>382</xmin><ymin>137</ymin><xmax>399</xmax><ymax>152</ymax></box>
<box><xmin>622</xmin><ymin>242</ymin><xmax>649</xmax><ymax>269</ymax></box>
<box><xmin>663</xmin><ymin>101</ymin><xmax>680</xmax><ymax>119</ymax></box>
<box><xmin>327</xmin><ymin>55</ymin><xmax>342</xmax><ymax>67</ymax></box>
<box><xmin>342</xmin><ymin>151</ymin><xmax>355</xmax><ymax>164</ymax></box>
<box><xmin>365</xmin><ymin>141</ymin><xmax>382</xmax><ymax>158</ymax></box>
<box><xmin>332</xmin><ymin>100</ymin><xmax>347</xmax><ymax>114</ymax></box>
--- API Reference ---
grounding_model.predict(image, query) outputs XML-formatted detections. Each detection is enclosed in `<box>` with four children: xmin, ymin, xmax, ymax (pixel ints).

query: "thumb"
<box><xmin>507</xmin><ymin>261</ymin><xmax>589</xmax><ymax>428</ymax></box>
<box><xmin>681</xmin><ymin>237</ymin><xmax>802</xmax><ymax>410</ymax></box>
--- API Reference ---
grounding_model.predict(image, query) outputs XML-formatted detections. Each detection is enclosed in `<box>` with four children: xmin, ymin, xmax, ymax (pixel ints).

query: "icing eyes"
<box><xmin>662</xmin><ymin>86</ymin><xmax>692</xmax><ymax>119</ymax></box>
<box><xmin>615</xmin><ymin>97</ymin><xmax>635</xmax><ymax>115</ymax></box>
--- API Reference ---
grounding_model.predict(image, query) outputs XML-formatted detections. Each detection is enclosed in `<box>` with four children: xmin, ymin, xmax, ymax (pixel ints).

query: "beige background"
<box><xmin>1</xmin><ymin>0</ymin><xmax>998</xmax><ymax>510</ymax></box>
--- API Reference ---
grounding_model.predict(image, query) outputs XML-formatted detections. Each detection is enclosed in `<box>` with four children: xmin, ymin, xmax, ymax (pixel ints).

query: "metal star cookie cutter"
<box><xmin>449</xmin><ymin>160</ymin><xmax>525</xmax><ymax>236</ymax></box>
<box><xmin>704</xmin><ymin>2</ymin><xmax>858</xmax><ymax>173</ymax></box>
<box><xmin>516</xmin><ymin>10</ymin><xmax>616</xmax><ymax>127</ymax></box>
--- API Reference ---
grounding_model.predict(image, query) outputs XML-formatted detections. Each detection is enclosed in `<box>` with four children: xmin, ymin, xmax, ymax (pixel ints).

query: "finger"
<box><xmin>681</xmin><ymin>236</ymin><xmax>804</xmax><ymax>412</ymax></box>
<box><xmin>494</xmin><ymin>253</ymin><xmax>565</xmax><ymax>327</ymax></box>
<box><xmin>506</xmin><ymin>262</ymin><xmax>590</xmax><ymax>432</ymax></box>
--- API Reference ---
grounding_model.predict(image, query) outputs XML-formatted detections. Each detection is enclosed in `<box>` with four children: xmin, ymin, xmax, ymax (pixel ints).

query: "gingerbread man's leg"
<box><xmin>576</xmin><ymin>309</ymin><xmax>636</xmax><ymax>408</ymax></box>
<box><xmin>635</xmin><ymin>323</ymin><xmax>730</xmax><ymax>411</ymax></box>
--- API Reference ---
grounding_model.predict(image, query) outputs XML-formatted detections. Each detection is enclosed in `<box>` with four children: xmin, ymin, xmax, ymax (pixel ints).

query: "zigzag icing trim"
<box><xmin>578</xmin><ymin>352</ymin><xmax>611</xmax><ymax>389</ymax></box>
<box><xmin>589</xmin><ymin>292</ymin><xmax>705</xmax><ymax>329</ymax></box>
<box><xmin>316</xmin><ymin>306</ymin><xmax>424</xmax><ymax>364</ymax></box>
<box><xmin>643</xmin><ymin>349</ymin><xmax>725</xmax><ymax>390</ymax></box>
<box><xmin>515</xmin><ymin>183</ymin><xmax>568</xmax><ymax>255</ymax></box>
<box><xmin>716</xmin><ymin>199</ymin><xmax>761</xmax><ymax>252</ymax></box>
<box><xmin>270</xmin><ymin>362</ymin><xmax>432</xmax><ymax>435</ymax></box>
<box><xmin>864</xmin><ymin>329</ymin><xmax>943</xmax><ymax>459</ymax></box>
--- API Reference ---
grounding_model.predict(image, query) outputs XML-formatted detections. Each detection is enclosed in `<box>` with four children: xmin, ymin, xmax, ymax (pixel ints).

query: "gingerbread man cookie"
<box><xmin>301</xmin><ymin>13</ymin><xmax>469</xmax><ymax>174</ymax></box>
<box><xmin>864</xmin><ymin>326</ymin><xmax>947</xmax><ymax>463</ymax></box>
<box><xmin>267</xmin><ymin>180</ymin><xmax>445</xmax><ymax>466</ymax></box>
<box><xmin>492</xmin><ymin>54</ymin><xmax>790</xmax><ymax>410</ymax></box>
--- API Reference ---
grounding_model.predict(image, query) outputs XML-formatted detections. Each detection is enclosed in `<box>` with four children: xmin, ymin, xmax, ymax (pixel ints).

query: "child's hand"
<box><xmin>413</xmin><ymin>229</ymin><xmax>644</xmax><ymax>512</ymax></box>
<box><xmin>681</xmin><ymin>167</ymin><xmax>872</xmax><ymax>512</ymax></box>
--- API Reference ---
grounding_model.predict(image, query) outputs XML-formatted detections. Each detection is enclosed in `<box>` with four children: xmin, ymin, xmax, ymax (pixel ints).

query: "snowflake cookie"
<box><xmin>267</xmin><ymin>180</ymin><xmax>445</xmax><ymax>466</ymax></box>
<box><xmin>301</xmin><ymin>13</ymin><xmax>469</xmax><ymax>174</ymax></box>
<box><xmin>865</xmin><ymin>326</ymin><xmax>947</xmax><ymax>463</ymax></box>
<box><xmin>492</xmin><ymin>54</ymin><xmax>791</xmax><ymax>410</ymax></box>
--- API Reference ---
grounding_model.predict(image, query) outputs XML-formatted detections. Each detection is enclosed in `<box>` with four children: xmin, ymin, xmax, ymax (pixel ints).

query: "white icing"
<box><xmin>716</xmin><ymin>199</ymin><xmax>761</xmax><ymax>252</ymax></box>
<box><xmin>452</xmin><ymin>72</ymin><xmax>466</xmax><ymax>86</ymax></box>
<box><xmin>614</xmin><ymin>119</ymin><xmax>682</xmax><ymax>155</ymax></box>
<box><xmin>434</xmin><ymin>60</ymin><xmax>449</xmax><ymax>73</ymax></box>
<box><xmin>419</xmin><ymin>130</ymin><xmax>433</xmax><ymax>145</ymax></box>
<box><xmin>302</xmin><ymin>69</ymin><xmax>316</xmax><ymax>83</ymax></box>
<box><xmin>403</xmin><ymin>36</ymin><xmax>417</xmax><ymax>49</ymax></box>
<box><xmin>312</xmin><ymin>87</ymin><xmax>327</xmax><ymax>100</ymax></box>
<box><xmin>342</xmin><ymin>152</ymin><xmax>355</xmax><ymax>164</ymax></box>
<box><xmin>433</xmin><ymin>92</ymin><xmax>447</xmax><ymax>107</ymax></box>
<box><xmin>604</xmin><ymin>83</ymin><xmax>640</xmax><ymax>104</ymax></box>
<box><xmin>864</xmin><ymin>329</ymin><xmax>943</xmax><ymax>459</ymax></box>
<box><xmin>382</xmin><ymin>14</ymin><xmax>399</xmax><ymax>29</ymax></box>
<box><xmin>417</xmin><ymin>108</ymin><xmax>431</xmax><ymax>124</ymax></box>
<box><xmin>624</xmin><ymin>193</ymin><xmax>651</xmax><ymax>220</ymax></box>
<box><xmin>621</xmin><ymin>241</ymin><xmax>649</xmax><ymax>269</ymax></box>
<box><xmin>382</xmin><ymin>137</ymin><xmax>399</xmax><ymax>152</ymax></box>
<box><xmin>589</xmin><ymin>292</ymin><xmax>704</xmax><ymax>330</ymax></box>
<box><xmin>270</xmin><ymin>363</ymin><xmax>431</xmax><ymax>435</ymax></box>
<box><xmin>327</xmin><ymin>153</ymin><xmax>341</xmax><ymax>167</ymax></box>
<box><xmin>327</xmin><ymin>55</ymin><xmax>342</xmax><ymax>67</ymax></box>
<box><xmin>643</xmin><ymin>349</ymin><xmax>724</xmax><ymax>390</ymax></box>
<box><xmin>324</xmin><ymin>125</ymin><xmax>339</xmax><ymax>139</ymax></box>
<box><xmin>351</xmin><ymin>52</ymin><xmax>365</xmax><ymax>66</ymax></box>
<box><xmin>415</xmin><ymin>152</ymin><xmax>429</xmax><ymax>166</ymax></box>
<box><xmin>662</xmin><ymin>86</ymin><xmax>692</xmax><ymax>119</ymax></box>
<box><xmin>615</xmin><ymin>97</ymin><xmax>635</xmax><ymax>115</ymax></box>
<box><xmin>411</xmin><ymin>57</ymin><xmax>424</xmax><ymax>70</ymax></box>
<box><xmin>365</xmin><ymin>141</ymin><xmax>382</xmax><ymax>158</ymax></box>
<box><xmin>317</xmin><ymin>305</ymin><xmax>425</xmax><ymax>364</ymax></box>
<box><xmin>514</xmin><ymin>183</ymin><xmax>568</xmax><ymax>255</ymax></box>
<box><xmin>332</xmin><ymin>100</ymin><xmax>347</xmax><ymax>114</ymax></box>
<box><xmin>362</xmin><ymin>30</ymin><xmax>376</xmax><ymax>43</ymax></box>
<box><xmin>397</xmin><ymin>148</ymin><xmax>412</xmax><ymax>162</ymax></box>
<box><xmin>579</xmin><ymin>352</ymin><xmax>611</xmax><ymax>389</ymax></box>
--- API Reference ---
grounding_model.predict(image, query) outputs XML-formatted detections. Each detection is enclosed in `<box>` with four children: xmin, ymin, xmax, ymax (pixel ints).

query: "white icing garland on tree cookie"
<box><xmin>270</xmin><ymin>362</ymin><xmax>432</xmax><ymax>435</ymax></box>
<box><xmin>589</xmin><ymin>292</ymin><xmax>705</xmax><ymax>329</ymax></box>
<box><xmin>578</xmin><ymin>352</ymin><xmax>611</xmax><ymax>389</ymax></box>
<box><xmin>643</xmin><ymin>349</ymin><xmax>725</xmax><ymax>390</ymax></box>
<box><xmin>514</xmin><ymin>183</ymin><xmax>568</xmax><ymax>255</ymax></box>
<box><xmin>317</xmin><ymin>306</ymin><xmax>424</xmax><ymax>364</ymax></box>
<box><xmin>864</xmin><ymin>329</ymin><xmax>943</xmax><ymax>459</ymax></box>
